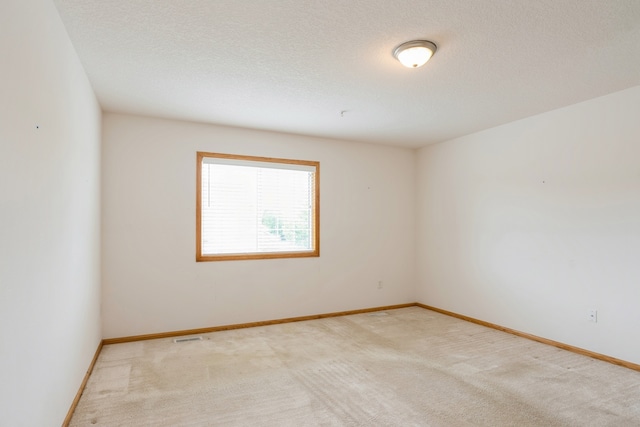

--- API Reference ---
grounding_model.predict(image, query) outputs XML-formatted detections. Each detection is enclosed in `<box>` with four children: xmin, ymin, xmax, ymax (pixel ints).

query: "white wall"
<box><xmin>417</xmin><ymin>86</ymin><xmax>640</xmax><ymax>364</ymax></box>
<box><xmin>0</xmin><ymin>0</ymin><xmax>102</xmax><ymax>425</ymax></box>
<box><xmin>102</xmin><ymin>113</ymin><xmax>416</xmax><ymax>338</ymax></box>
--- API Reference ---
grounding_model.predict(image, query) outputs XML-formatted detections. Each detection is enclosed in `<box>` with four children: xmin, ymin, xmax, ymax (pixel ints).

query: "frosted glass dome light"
<box><xmin>393</xmin><ymin>40</ymin><xmax>437</xmax><ymax>68</ymax></box>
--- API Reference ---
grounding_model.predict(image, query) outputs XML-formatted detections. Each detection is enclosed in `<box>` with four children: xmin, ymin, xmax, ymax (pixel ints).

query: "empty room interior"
<box><xmin>2</xmin><ymin>0</ymin><xmax>640</xmax><ymax>425</ymax></box>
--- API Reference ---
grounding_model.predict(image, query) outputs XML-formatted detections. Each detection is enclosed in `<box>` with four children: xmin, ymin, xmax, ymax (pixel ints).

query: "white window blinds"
<box><xmin>198</xmin><ymin>153</ymin><xmax>319</xmax><ymax>259</ymax></box>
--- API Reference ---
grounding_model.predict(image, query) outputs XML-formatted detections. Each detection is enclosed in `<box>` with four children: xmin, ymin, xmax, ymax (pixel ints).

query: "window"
<box><xmin>196</xmin><ymin>152</ymin><xmax>320</xmax><ymax>261</ymax></box>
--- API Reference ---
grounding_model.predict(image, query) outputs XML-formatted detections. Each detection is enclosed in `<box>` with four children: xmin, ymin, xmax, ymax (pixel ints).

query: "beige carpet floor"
<box><xmin>70</xmin><ymin>307</ymin><xmax>640</xmax><ymax>426</ymax></box>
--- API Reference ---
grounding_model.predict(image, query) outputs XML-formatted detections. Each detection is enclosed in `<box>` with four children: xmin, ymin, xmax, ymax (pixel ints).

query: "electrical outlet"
<box><xmin>377</xmin><ymin>281</ymin><xmax>383</xmax><ymax>290</ymax></box>
<box><xmin>588</xmin><ymin>309</ymin><xmax>598</xmax><ymax>323</ymax></box>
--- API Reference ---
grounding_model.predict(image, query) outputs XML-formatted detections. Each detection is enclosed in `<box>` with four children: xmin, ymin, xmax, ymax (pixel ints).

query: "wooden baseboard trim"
<box><xmin>102</xmin><ymin>303</ymin><xmax>417</xmax><ymax>345</ymax></box>
<box><xmin>416</xmin><ymin>303</ymin><xmax>640</xmax><ymax>372</ymax></box>
<box><xmin>62</xmin><ymin>340</ymin><xmax>104</xmax><ymax>427</ymax></box>
<box><xmin>62</xmin><ymin>302</ymin><xmax>638</xmax><ymax>425</ymax></box>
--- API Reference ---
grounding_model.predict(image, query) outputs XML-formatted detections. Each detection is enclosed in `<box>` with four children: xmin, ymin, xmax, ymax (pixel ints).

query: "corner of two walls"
<box><xmin>101</xmin><ymin>113</ymin><xmax>417</xmax><ymax>339</ymax></box>
<box><xmin>416</xmin><ymin>86</ymin><xmax>640</xmax><ymax>365</ymax></box>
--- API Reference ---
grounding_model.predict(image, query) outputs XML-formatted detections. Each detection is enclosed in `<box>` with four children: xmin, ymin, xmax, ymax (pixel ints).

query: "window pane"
<box><xmin>197</xmin><ymin>153</ymin><xmax>319</xmax><ymax>261</ymax></box>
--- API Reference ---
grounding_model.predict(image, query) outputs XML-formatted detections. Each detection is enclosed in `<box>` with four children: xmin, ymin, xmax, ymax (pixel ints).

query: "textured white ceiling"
<box><xmin>53</xmin><ymin>0</ymin><xmax>640</xmax><ymax>148</ymax></box>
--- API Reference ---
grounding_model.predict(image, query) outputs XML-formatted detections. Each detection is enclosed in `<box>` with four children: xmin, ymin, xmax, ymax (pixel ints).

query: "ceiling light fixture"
<box><xmin>393</xmin><ymin>40</ymin><xmax>437</xmax><ymax>68</ymax></box>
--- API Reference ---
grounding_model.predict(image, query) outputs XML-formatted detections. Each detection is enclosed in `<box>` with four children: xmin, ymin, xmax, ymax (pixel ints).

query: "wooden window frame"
<box><xmin>196</xmin><ymin>152</ymin><xmax>320</xmax><ymax>262</ymax></box>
